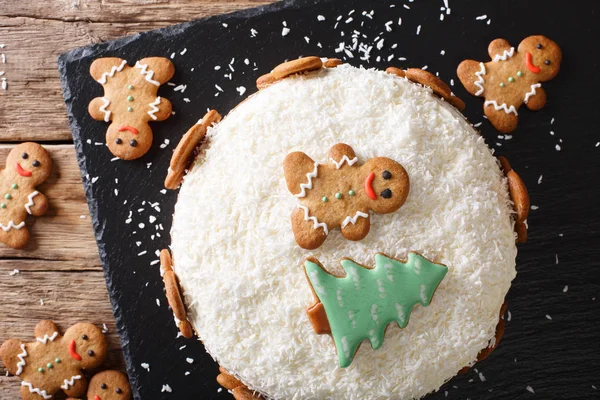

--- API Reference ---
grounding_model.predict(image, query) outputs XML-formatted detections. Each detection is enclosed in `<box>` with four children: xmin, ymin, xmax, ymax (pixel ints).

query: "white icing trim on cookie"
<box><xmin>330</xmin><ymin>155</ymin><xmax>358</xmax><ymax>169</ymax></box>
<box><xmin>97</xmin><ymin>60</ymin><xmax>127</xmax><ymax>84</ymax></box>
<box><xmin>341</xmin><ymin>210</ymin><xmax>369</xmax><ymax>228</ymax></box>
<box><xmin>135</xmin><ymin>61</ymin><xmax>160</xmax><ymax>86</ymax></box>
<box><xmin>484</xmin><ymin>100</ymin><xmax>518</xmax><ymax>116</ymax></box>
<box><xmin>61</xmin><ymin>375</ymin><xmax>82</xmax><ymax>390</ymax></box>
<box><xmin>15</xmin><ymin>344</ymin><xmax>27</xmax><ymax>375</ymax></box>
<box><xmin>474</xmin><ymin>62</ymin><xmax>486</xmax><ymax>96</ymax></box>
<box><xmin>21</xmin><ymin>381</ymin><xmax>51</xmax><ymax>399</ymax></box>
<box><xmin>524</xmin><ymin>83</ymin><xmax>542</xmax><ymax>104</ymax></box>
<box><xmin>0</xmin><ymin>221</ymin><xmax>25</xmax><ymax>231</ymax></box>
<box><xmin>25</xmin><ymin>191</ymin><xmax>39</xmax><ymax>215</ymax></box>
<box><xmin>298</xmin><ymin>204</ymin><xmax>328</xmax><ymax>234</ymax></box>
<box><xmin>294</xmin><ymin>162</ymin><xmax>319</xmax><ymax>198</ymax></box>
<box><xmin>493</xmin><ymin>47</ymin><xmax>515</xmax><ymax>62</ymax></box>
<box><xmin>99</xmin><ymin>97</ymin><xmax>111</xmax><ymax>122</ymax></box>
<box><xmin>148</xmin><ymin>96</ymin><xmax>161</xmax><ymax>120</ymax></box>
<box><xmin>36</xmin><ymin>331</ymin><xmax>58</xmax><ymax>344</ymax></box>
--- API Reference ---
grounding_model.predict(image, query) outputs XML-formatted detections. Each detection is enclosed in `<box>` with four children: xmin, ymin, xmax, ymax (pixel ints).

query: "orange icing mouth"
<box><xmin>16</xmin><ymin>163</ymin><xmax>32</xmax><ymax>177</ymax></box>
<box><xmin>364</xmin><ymin>172</ymin><xmax>377</xmax><ymax>200</ymax></box>
<box><xmin>68</xmin><ymin>340</ymin><xmax>82</xmax><ymax>361</ymax></box>
<box><xmin>526</xmin><ymin>52</ymin><xmax>541</xmax><ymax>74</ymax></box>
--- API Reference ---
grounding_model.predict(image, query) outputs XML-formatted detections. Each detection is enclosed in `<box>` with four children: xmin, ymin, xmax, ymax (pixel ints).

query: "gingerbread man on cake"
<box><xmin>0</xmin><ymin>143</ymin><xmax>52</xmax><ymax>249</ymax></box>
<box><xmin>283</xmin><ymin>143</ymin><xmax>410</xmax><ymax>250</ymax></box>
<box><xmin>88</xmin><ymin>57</ymin><xmax>174</xmax><ymax>160</ymax></box>
<box><xmin>457</xmin><ymin>35</ymin><xmax>562</xmax><ymax>133</ymax></box>
<box><xmin>0</xmin><ymin>320</ymin><xmax>108</xmax><ymax>400</ymax></box>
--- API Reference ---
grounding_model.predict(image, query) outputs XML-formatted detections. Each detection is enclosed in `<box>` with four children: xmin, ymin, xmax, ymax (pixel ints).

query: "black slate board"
<box><xmin>58</xmin><ymin>0</ymin><xmax>600</xmax><ymax>398</ymax></box>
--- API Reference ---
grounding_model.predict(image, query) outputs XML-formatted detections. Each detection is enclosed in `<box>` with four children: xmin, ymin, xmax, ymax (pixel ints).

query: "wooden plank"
<box><xmin>0</xmin><ymin>0</ymin><xmax>274</xmax><ymax>23</ymax></box>
<box><xmin>0</xmin><ymin>144</ymin><xmax>100</xmax><ymax>267</ymax></box>
<box><xmin>0</xmin><ymin>270</ymin><xmax>122</xmax><ymax>399</ymax></box>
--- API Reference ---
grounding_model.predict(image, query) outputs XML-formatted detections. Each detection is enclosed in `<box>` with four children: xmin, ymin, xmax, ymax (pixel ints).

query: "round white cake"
<box><xmin>170</xmin><ymin>64</ymin><xmax>517</xmax><ymax>399</ymax></box>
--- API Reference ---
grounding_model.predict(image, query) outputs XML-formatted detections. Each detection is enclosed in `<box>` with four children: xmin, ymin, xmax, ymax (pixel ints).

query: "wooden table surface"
<box><xmin>0</xmin><ymin>1</ymin><xmax>273</xmax><ymax>397</ymax></box>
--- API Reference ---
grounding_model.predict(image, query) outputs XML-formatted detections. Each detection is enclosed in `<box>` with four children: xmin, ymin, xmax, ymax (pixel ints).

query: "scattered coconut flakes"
<box><xmin>186</xmin><ymin>371</ymin><xmax>191</xmax><ymax>376</ymax></box>
<box><xmin>236</xmin><ymin>86</ymin><xmax>247</xmax><ymax>96</ymax></box>
<box><xmin>8</xmin><ymin>269</ymin><xmax>19</xmax><ymax>276</ymax></box>
<box><xmin>40</xmin><ymin>299</ymin><xmax>44</xmax><ymax>305</ymax></box>
<box><xmin>555</xmin><ymin>144</ymin><xmax>561</xmax><ymax>151</ymax></box>
<box><xmin>317</xmin><ymin>15</ymin><xmax>325</xmax><ymax>21</ymax></box>
<box><xmin>250</xmin><ymin>28</ymin><xmax>258</xmax><ymax>37</ymax></box>
<box><xmin>186</xmin><ymin>358</ymin><xmax>194</xmax><ymax>364</ymax></box>
<box><xmin>507</xmin><ymin>310</ymin><xmax>511</xmax><ymax>321</ymax></box>
<box><xmin>476</xmin><ymin>15</ymin><xmax>487</xmax><ymax>20</ymax></box>
<box><xmin>102</xmin><ymin>324</ymin><xmax>109</xmax><ymax>333</ymax></box>
<box><xmin>479</xmin><ymin>372</ymin><xmax>486</xmax><ymax>382</ymax></box>
<box><xmin>282</xmin><ymin>27</ymin><xmax>290</xmax><ymax>36</ymax></box>
<box><xmin>487</xmin><ymin>19</ymin><xmax>491</xmax><ymax>25</ymax></box>
<box><xmin>563</xmin><ymin>285</ymin><xmax>568</xmax><ymax>293</ymax></box>
<box><xmin>173</xmin><ymin>84</ymin><xmax>187</xmax><ymax>92</ymax></box>
<box><xmin>161</xmin><ymin>384</ymin><xmax>172</xmax><ymax>393</ymax></box>
<box><xmin>556</xmin><ymin>254</ymin><xmax>559</xmax><ymax>264</ymax></box>
<box><xmin>141</xmin><ymin>363</ymin><xmax>150</xmax><ymax>372</ymax></box>
<box><xmin>530</xmin><ymin>205</ymin><xmax>539</xmax><ymax>210</ymax></box>
<box><xmin>183</xmin><ymin>98</ymin><xmax>190</xmax><ymax>103</ymax></box>
<box><xmin>156</xmin><ymin>299</ymin><xmax>160</xmax><ymax>307</ymax></box>
<box><xmin>385</xmin><ymin>21</ymin><xmax>393</xmax><ymax>31</ymax></box>
<box><xmin>546</xmin><ymin>314</ymin><xmax>552</xmax><ymax>320</ymax></box>
<box><xmin>170</xmin><ymin>52</ymin><xmax>175</xmax><ymax>59</ymax></box>
<box><xmin>440</xmin><ymin>50</ymin><xmax>445</xmax><ymax>55</ymax></box>
<box><xmin>596</xmin><ymin>142</ymin><xmax>600</xmax><ymax>147</ymax></box>
<box><xmin>159</xmin><ymin>139</ymin><xmax>170</xmax><ymax>149</ymax></box>
<box><xmin>526</xmin><ymin>385</ymin><xmax>535</xmax><ymax>393</ymax></box>
<box><xmin>538</xmin><ymin>175</ymin><xmax>543</xmax><ymax>184</ymax></box>
<box><xmin>138</xmin><ymin>251</ymin><xmax>147</xmax><ymax>256</ymax></box>
<box><xmin>403</xmin><ymin>4</ymin><xmax>410</xmax><ymax>9</ymax></box>
<box><xmin>217</xmin><ymin>386</ymin><xmax>221</xmax><ymax>391</ymax></box>
<box><xmin>416</xmin><ymin>25</ymin><xmax>421</xmax><ymax>35</ymax></box>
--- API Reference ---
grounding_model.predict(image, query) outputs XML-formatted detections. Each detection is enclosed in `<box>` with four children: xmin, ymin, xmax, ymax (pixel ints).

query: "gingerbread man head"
<box><xmin>284</xmin><ymin>143</ymin><xmax>409</xmax><ymax>249</ymax></box>
<box><xmin>0</xmin><ymin>320</ymin><xmax>108</xmax><ymax>399</ymax></box>
<box><xmin>517</xmin><ymin>35</ymin><xmax>562</xmax><ymax>82</ymax></box>
<box><xmin>6</xmin><ymin>143</ymin><xmax>53</xmax><ymax>186</ymax></box>
<box><xmin>89</xmin><ymin>57</ymin><xmax>175</xmax><ymax>160</ymax></box>
<box><xmin>84</xmin><ymin>371</ymin><xmax>132</xmax><ymax>400</ymax></box>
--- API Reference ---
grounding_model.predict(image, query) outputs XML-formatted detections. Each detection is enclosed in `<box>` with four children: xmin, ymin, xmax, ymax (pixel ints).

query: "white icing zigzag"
<box><xmin>97</xmin><ymin>60</ymin><xmax>127</xmax><ymax>84</ymax></box>
<box><xmin>493</xmin><ymin>47</ymin><xmax>515</xmax><ymax>62</ymax></box>
<box><xmin>148</xmin><ymin>97</ymin><xmax>161</xmax><ymax>120</ymax></box>
<box><xmin>61</xmin><ymin>375</ymin><xmax>82</xmax><ymax>390</ymax></box>
<box><xmin>15</xmin><ymin>344</ymin><xmax>27</xmax><ymax>375</ymax></box>
<box><xmin>330</xmin><ymin>155</ymin><xmax>358</xmax><ymax>169</ymax></box>
<box><xmin>25</xmin><ymin>191</ymin><xmax>39</xmax><ymax>215</ymax></box>
<box><xmin>341</xmin><ymin>211</ymin><xmax>369</xmax><ymax>228</ymax></box>
<box><xmin>21</xmin><ymin>381</ymin><xmax>51</xmax><ymax>399</ymax></box>
<box><xmin>474</xmin><ymin>62</ymin><xmax>486</xmax><ymax>96</ymax></box>
<box><xmin>484</xmin><ymin>100</ymin><xmax>518</xmax><ymax>116</ymax></box>
<box><xmin>294</xmin><ymin>162</ymin><xmax>319</xmax><ymax>198</ymax></box>
<box><xmin>524</xmin><ymin>83</ymin><xmax>542</xmax><ymax>104</ymax></box>
<box><xmin>0</xmin><ymin>221</ymin><xmax>25</xmax><ymax>232</ymax></box>
<box><xmin>135</xmin><ymin>61</ymin><xmax>160</xmax><ymax>86</ymax></box>
<box><xmin>99</xmin><ymin>97</ymin><xmax>111</xmax><ymax>122</ymax></box>
<box><xmin>298</xmin><ymin>205</ymin><xmax>328</xmax><ymax>235</ymax></box>
<box><xmin>36</xmin><ymin>331</ymin><xmax>58</xmax><ymax>344</ymax></box>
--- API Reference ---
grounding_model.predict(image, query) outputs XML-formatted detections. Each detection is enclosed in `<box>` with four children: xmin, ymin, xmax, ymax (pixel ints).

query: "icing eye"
<box><xmin>116</xmin><ymin>388</ymin><xmax>123</xmax><ymax>394</ymax></box>
<box><xmin>32</xmin><ymin>160</ymin><xmax>40</xmax><ymax>167</ymax></box>
<box><xmin>115</xmin><ymin>138</ymin><xmax>123</xmax><ymax>145</ymax></box>
<box><xmin>544</xmin><ymin>60</ymin><xmax>551</xmax><ymax>65</ymax></box>
<box><xmin>536</xmin><ymin>43</ymin><xmax>543</xmax><ymax>49</ymax></box>
<box><xmin>382</xmin><ymin>170</ymin><xmax>392</xmax><ymax>180</ymax></box>
<box><xmin>101</xmin><ymin>383</ymin><xmax>108</xmax><ymax>390</ymax></box>
<box><xmin>21</xmin><ymin>153</ymin><xmax>28</xmax><ymax>159</ymax></box>
<box><xmin>380</xmin><ymin>189</ymin><xmax>392</xmax><ymax>199</ymax></box>
<box><xmin>88</xmin><ymin>350</ymin><xmax>95</xmax><ymax>356</ymax></box>
<box><xmin>81</xmin><ymin>334</ymin><xmax>88</xmax><ymax>340</ymax></box>
<box><xmin>130</xmin><ymin>139</ymin><xmax>138</xmax><ymax>147</ymax></box>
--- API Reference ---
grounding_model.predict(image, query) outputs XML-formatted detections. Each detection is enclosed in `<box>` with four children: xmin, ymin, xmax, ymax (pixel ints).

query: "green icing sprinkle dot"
<box><xmin>127</xmin><ymin>95</ymin><xmax>134</xmax><ymax>102</ymax></box>
<box><xmin>47</xmin><ymin>363</ymin><xmax>53</xmax><ymax>369</ymax></box>
<box><xmin>335</xmin><ymin>192</ymin><xmax>342</xmax><ymax>199</ymax></box>
<box><xmin>321</xmin><ymin>196</ymin><xmax>328</xmax><ymax>202</ymax></box>
<box><xmin>517</xmin><ymin>71</ymin><xmax>523</xmax><ymax>77</ymax></box>
<box><xmin>508</xmin><ymin>76</ymin><xmax>515</xmax><ymax>83</ymax></box>
<box><xmin>128</xmin><ymin>84</ymin><xmax>134</xmax><ymax>90</ymax></box>
<box><xmin>4</xmin><ymin>194</ymin><xmax>11</xmax><ymax>200</ymax></box>
<box><xmin>127</xmin><ymin>107</ymin><xmax>133</xmax><ymax>112</ymax></box>
<box><xmin>11</xmin><ymin>183</ymin><xmax>18</xmax><ymax>189</ymax></box>
<box><xmin>499</xmin><ymin>82</ymin><xmax>505</xmax><ymax>87</ymax></box>
<box><xmin>55</xmin><ymin>358</ymin><xmax>61</xmax><ymax>363</ymax></box>
<box><xmin>38</xmin><ymin>368</ymin><xmax>44</xmax><ymax>373</ymax></box>
<box><xmin>348</xmin><ymin>190</ymin><xmax>355</xmax><ymax>196</ymax></box>
<box><xmin>0</xmin><ymin>204</ymin><xmax>5</xmax><ymax>209</ymax></box>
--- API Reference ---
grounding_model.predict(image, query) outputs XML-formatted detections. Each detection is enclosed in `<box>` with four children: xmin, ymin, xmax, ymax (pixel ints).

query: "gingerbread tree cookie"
<box><xmin>283</xmin><ymin>143</ymin><xmax>409</xmax><ymax>250</ymax></box>
<box><xmin>0</xmin><ymin>320</ymin><xmax>108</xmax><ymax>399</ymax></box>
<box><xmin>304</xmin><ymin>252</ymin><xmax>448</xmax><ymax>367</ymax></box>
<box><xmin>88</xmin><ymin>57</ymin><xmax>175</xmax><ymax>160</ymax></box>
<box><xmin>0</xmin><ymin>143</ymin><xmax>52</xmax><ymax>249</ymax></box>
<box><xmin>457</xmin><ymin>35</ymin><xmax>562</xmax><ymax>133</ymax></box>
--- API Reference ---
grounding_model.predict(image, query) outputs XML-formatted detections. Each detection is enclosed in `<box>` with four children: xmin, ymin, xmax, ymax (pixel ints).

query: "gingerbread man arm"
<box><xmin>26</xmin><ymin>192</ymin><xmax>48</xmax><ymax>217</ymax></box>
<box><xmin>89</xmin><ymin>57</ymin><xmax>127</xmax><ymax>83</ymax></box>
<box><xmin>88</xmin><ymin>97</ymin><xmax>111</xmax><ymax>122</ymax></box>
<box><xmin>34</xmin><ymin>320</ymin><xmax>60</xmax><ymax>339</ymax></box>
<box><xmin>148</xmin><ymin>96</ymin><xmax>173</xmax><ymax>122</ymax></box>
<box><xmin>524</xmin><ymin>86</ymin><xmax>547</xmax><ymax>111</ymax></box>
<box><xmin>0</xmin><ymin>339</ymin><xmax>25</xmax><ymax>375</ymax></box>
<box><xmin>328</xmin><ymin>143</ymin><xmax>357</xmax><ymax>168</ymax></box>
<box><xmin>137</xmin><ymin>57</ymin><xmax>175</xmax><ymax>85</ymax></box>
<box><xmin>488</xmin><ymin>39</ymin><xmax>512</xmax><ymax>60</ymax></box>
<box><xmin>62</xmin><ymin>375</ymin><xmax>88</xmax><ymax>398</ymax></box>
<box><xmin>283</xmin><ymin>152</ymin><xmax>317</xmax><ymax>196</ymax></box>
<box><xmin>339</xmin><ymin>213</ymin><xmax>371</xmax><ymax>241</ymax></box>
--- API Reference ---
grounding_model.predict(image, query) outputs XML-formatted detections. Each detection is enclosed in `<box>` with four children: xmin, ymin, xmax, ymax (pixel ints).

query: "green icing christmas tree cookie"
<box><xmin>304</xmin><ymin>252</ymin><xmax>448</xmax><ymax>368</ymax></box>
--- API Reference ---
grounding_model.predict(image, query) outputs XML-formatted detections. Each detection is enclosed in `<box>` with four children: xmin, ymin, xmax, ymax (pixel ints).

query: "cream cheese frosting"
<box><xmin>170</xmin><ymin>64</ymin><xmax>517</xmax><ymax>399</ymax></box>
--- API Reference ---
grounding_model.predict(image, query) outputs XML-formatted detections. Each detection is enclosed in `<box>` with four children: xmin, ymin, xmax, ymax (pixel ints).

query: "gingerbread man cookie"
<box><xmin>457</xmin><ymin>35</ymin><xmax>562</xmax><ymax>133</ymax></box>
<box><xmin>88</xmin><ymin>57</ymin><xmax>175</xmax><ymax>160</ymax></box>
<box><xmin>0</xmin><ymin>320</ymin><xmax>108</xmax><ymax>399</ymax></box>
<box><xmin>283</xmin><ymin>143</ymin><xmax>409</xmax><ymax>249</ymax></box>
<box><xmin>0</xmin><ymin>143</ymin><xmax>52</xmax><ymax>249</ymax></box>
<box><xmin>66</xmin><ymin>370</ymin><xmax>132</xmax><ymax>400</ymax></box>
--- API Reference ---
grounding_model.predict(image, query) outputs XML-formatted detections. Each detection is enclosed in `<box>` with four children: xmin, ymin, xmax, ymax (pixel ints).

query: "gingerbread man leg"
<box><xmin>484</xmin><ymin>104</ymin><xmax>518</xmax><ymax>134</ymax></box>
<box><xmin>20</xmin><ymin>385</ymin><xmax>49</xmax><ymax>400</ymax></box>
<box><xmin>0</xmin><ymin>227</ymin><xmax>30</xmax><ymax>249</ymax></box>
<box><xmin>340</xmin><ymin>214</ymin><xmax>370</xmax><ymax>241</ymax></box>
<box><xmin>290</xmin><ymin>207</ymin><xmax>327</xmax><ymax>250</ymax></box>
<box><xmin>524</xmin><ymin>87</ymin><xmax>547</xmax><ymax>111</ymax></box>
<box><xmin>62</xmin><ymin>375</ymin><xmax>88</xmax><ymax>398</ymax></box>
